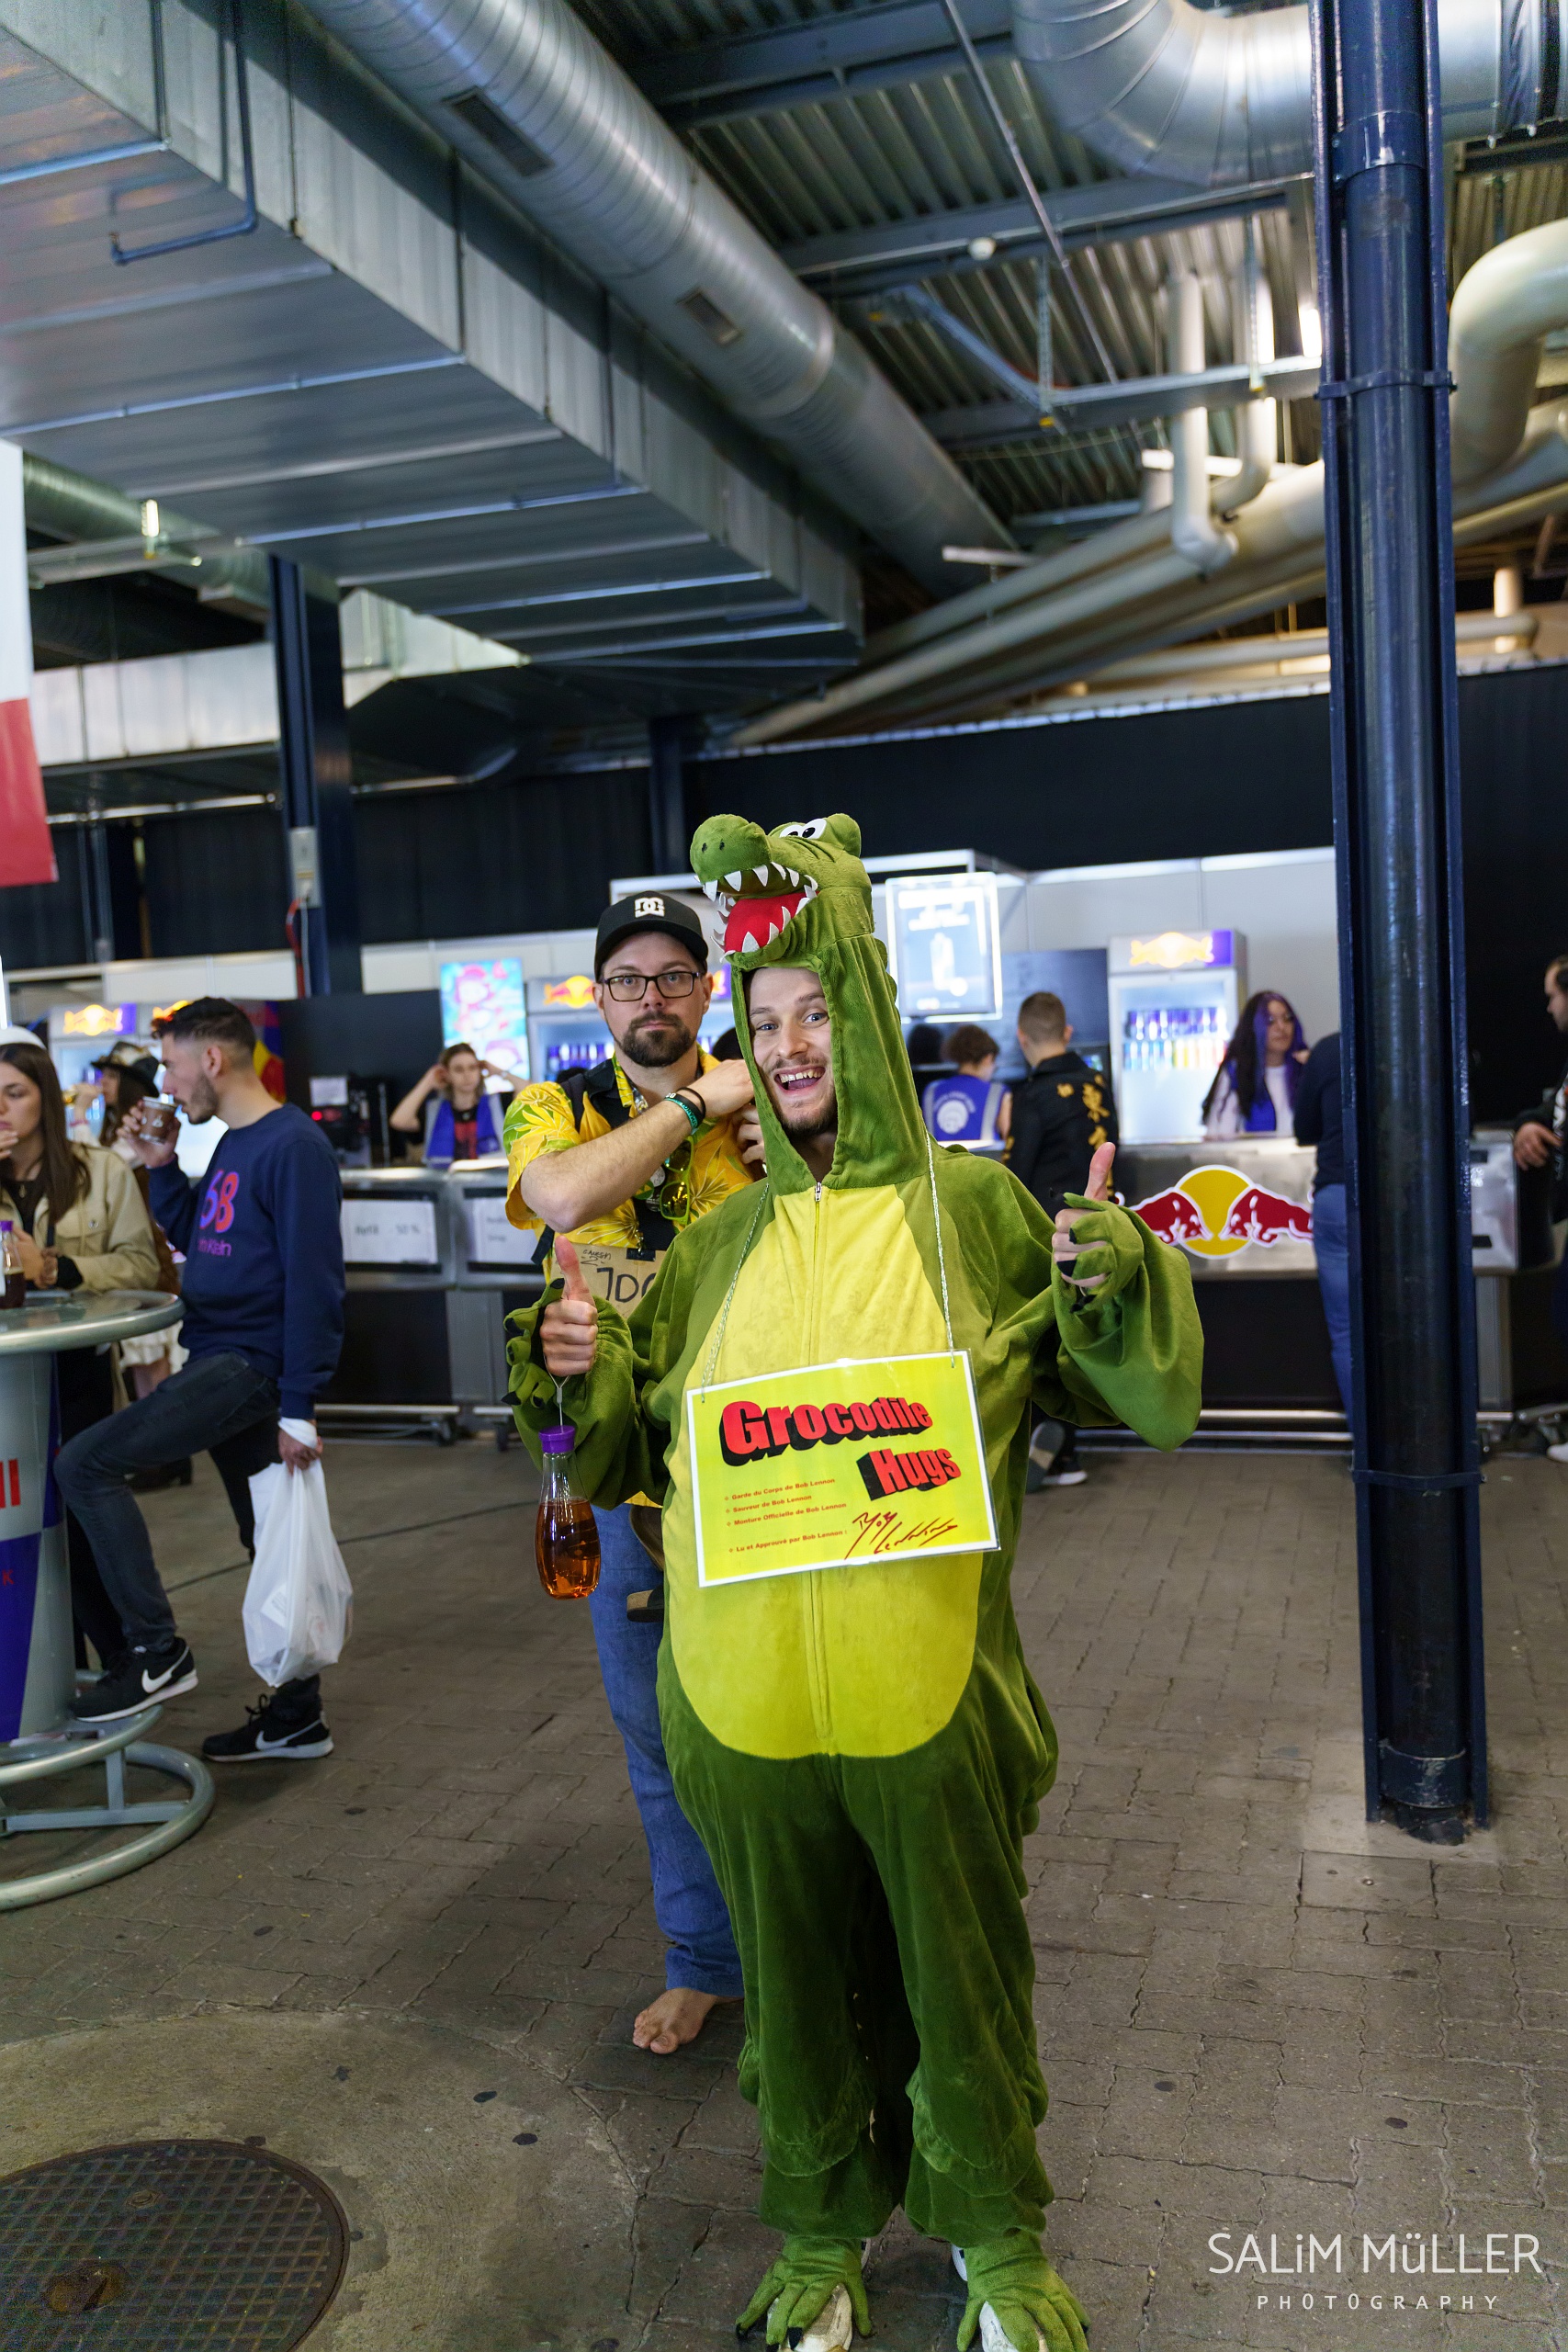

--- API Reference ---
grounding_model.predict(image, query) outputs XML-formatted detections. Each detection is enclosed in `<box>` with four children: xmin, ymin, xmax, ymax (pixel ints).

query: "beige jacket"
<box><xmin>0</xmin><ymin>1144</ymin><xmax>161</xmax><ymax>1294</ymax></box>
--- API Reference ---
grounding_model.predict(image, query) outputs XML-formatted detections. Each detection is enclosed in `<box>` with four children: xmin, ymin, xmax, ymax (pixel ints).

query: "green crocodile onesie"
<box><xmin>509</xmin><ymin>814</ymin><xmax>1202</xmax><ymax>2344</ymax></box>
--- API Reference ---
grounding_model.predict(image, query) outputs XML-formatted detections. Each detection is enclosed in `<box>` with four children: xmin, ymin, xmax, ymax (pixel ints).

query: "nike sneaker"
<box><xmin>202</xmin><ymin>1695</ymin><xmax>334</xmax><ymax>1762</ymax></box>
<box><xmin>69</xmin><ymin>1639</ymin><xmax>197</xmax><ymax>1724</ymax></box>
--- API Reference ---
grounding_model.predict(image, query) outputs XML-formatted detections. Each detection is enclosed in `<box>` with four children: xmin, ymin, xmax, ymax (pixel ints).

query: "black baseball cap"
<box><xmin>594</xmin><ymin>893</ymin><xmax>710</xmax><ymax>978</ymax></box>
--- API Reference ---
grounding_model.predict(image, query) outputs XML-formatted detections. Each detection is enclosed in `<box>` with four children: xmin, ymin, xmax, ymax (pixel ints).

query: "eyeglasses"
<box><xmin>602</xmin><ymin>967</ymin><xmax>700</xmax><ymax>1002</ymax></box>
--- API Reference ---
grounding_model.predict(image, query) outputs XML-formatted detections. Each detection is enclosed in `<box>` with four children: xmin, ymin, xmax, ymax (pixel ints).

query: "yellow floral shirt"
<box><xmin>503</xmin><ymin>1052</ymin><xmax>755</xmax><ymax>1248</ymax></box>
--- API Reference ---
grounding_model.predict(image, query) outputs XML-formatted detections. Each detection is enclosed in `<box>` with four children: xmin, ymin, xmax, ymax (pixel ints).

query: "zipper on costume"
<box><xmin>805</xmin><ymin>1172</ymin><xmax>830</xmax><ymax>1747</ymax></box>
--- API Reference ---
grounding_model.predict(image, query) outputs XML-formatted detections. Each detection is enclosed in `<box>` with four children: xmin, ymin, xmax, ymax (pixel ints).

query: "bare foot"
<box><xmin>632</xmin><ymin>1986</ymin><xmax>735</xmax><ymax>2054</ymax></box>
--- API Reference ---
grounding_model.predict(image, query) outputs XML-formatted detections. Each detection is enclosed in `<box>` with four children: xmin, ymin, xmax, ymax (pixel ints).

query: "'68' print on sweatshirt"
<box><xmin>149</xmin><ymin>1102</ymin><xmax>345</xmax><ymax>1421</ymax></box>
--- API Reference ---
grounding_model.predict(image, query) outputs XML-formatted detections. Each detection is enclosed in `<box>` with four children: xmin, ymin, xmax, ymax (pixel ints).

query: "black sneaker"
<box><xmin>69</xmin><ymin>1639</ymin><xmax>197</xmax><ymax>1724</ymax></box>
<box><xmin>203</xmin><ymin>1696</ymin><xmax>333</xmax><ymax>1763</ymax></box>
<box><xmin>1027</xmin><ymin>1433</ymin><xmax>1088</xmax><ymax>1489</ymax></box>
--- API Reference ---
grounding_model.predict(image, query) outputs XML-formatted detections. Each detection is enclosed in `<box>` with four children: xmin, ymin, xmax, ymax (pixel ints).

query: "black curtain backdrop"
<box><xmin>1</xmin><ymin>672</ymin><xmax>1562</xmax><ymax>1121</ymax></box>
<box><xmin>141</xmin><ymin>808</ymin><xmax>291</xmax><ymax>960</ymax></box>
<box><xmin>353</xmin><ymin>768</ymin><xmax>653</xmax><ymax>941</ymax></box>
<box><xmin>693</xmin><ymin>690</ymin><xmax>1337</xmax><ymax>867</ymax></box>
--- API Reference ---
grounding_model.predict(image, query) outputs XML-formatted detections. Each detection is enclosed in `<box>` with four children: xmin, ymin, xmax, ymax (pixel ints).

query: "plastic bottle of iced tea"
<box><xmin>536</xmin><ymin>1424</ymin><xmax>601</xmax><ymax>1599</ymax></box>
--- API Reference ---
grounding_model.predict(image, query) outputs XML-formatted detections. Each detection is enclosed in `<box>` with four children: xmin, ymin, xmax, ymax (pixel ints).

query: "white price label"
<box><xmin>465</xmin><ymin>1195</ymin><xmax>538</xmax><ymax>1267</ymax></box>
<box><xmin>340</xmin><ymin>1198</ymin><xmax>439</xmax><ymax>1267</ymax></box>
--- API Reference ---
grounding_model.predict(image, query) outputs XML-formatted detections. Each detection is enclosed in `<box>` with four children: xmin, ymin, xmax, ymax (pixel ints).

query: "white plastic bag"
<box><xmin>243</xmin><ymin>1460</ymin><xmax>354</xmax><ymax>1687</ymax></box>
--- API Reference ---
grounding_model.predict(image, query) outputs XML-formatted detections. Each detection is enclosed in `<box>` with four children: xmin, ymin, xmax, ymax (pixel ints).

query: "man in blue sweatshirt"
<box><xmin>58</xmin><ymin>998</ymin><xmax>346</xmax><ymax>1759</ymax></box>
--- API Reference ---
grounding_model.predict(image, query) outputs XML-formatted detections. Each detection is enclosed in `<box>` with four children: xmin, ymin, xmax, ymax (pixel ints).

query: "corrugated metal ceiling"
<box><xmin>580</xmin><ymin>0</ymin><xmax>1568</xmax><ymax>538</ymax></box>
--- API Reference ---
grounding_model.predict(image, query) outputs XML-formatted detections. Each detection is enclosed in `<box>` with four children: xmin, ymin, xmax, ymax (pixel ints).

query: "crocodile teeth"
<box><xmin>754</xmin><ymin>865</ymin><xmax>772</xmax><ymax>886</ymax></box>
<box><xmin>701</xmin><ymin>877</ymin><xmax>719</xmax><ymax>899</ymax></box>
<box><xmin>766</xmin><ymin>919</ymin><xmax>781</xmax><ymax>942</ymax></box>
<box><xmin>781</xmin><ymin>866</ymin><xmax>800</xmax><ymax>888</ymax></box>
<box><xmin>726</xmin><ymin>870</ymin><xmax>745</xmax><ymax>890</ymax></box>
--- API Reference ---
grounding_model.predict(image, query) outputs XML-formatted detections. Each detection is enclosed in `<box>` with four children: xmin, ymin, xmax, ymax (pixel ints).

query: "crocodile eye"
<box><xmin>776</xmin><ymin>817</ymin><xmax>828</xmax><ymax>841</ymax></box>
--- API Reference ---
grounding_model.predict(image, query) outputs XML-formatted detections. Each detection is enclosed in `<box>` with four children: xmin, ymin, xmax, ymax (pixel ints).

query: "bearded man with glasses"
<box><xmin>506</xmin><ymin>893</ymin><xmax>760</xmax><ymax>2056</ymax></box>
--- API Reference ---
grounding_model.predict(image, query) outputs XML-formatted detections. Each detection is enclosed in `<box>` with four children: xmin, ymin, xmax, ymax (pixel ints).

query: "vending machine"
<box><xmin>1107</xmin><ymin>930</ymin><xmax>1245</xmax><ymax>1142</ymax></box>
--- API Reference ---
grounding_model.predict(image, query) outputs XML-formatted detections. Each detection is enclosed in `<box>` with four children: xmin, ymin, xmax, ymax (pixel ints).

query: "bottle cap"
<box><xmin>539</xmin><ymin>1423</ymin><xmax>577</xmax><ymax>1454</ymax></box>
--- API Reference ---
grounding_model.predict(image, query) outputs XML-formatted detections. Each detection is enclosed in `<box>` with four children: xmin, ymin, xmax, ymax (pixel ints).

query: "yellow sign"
<box><xmin>59</xmin><ymin>1003</ymin><xmax>130</xmax><ymax>1038</ymax></box>
<box><xmin>543</xmin><ymin>974</ymin><xmax>596</xmax><ymax>1011</ymax></box>
<box><xmin>1128</xmin><ymin>930</ymin><xmax>1216</xmax><ymax>970</ymax></box>
<box><xmin>687</xmin><ymin>1351</ymin><xmax>997</xmax><ymax>1589</ymax></box>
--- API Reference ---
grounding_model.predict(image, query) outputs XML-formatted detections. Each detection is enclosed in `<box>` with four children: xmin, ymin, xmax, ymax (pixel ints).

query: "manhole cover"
<box><xmin>0</xmin><ymin>2139</ymin><xmax>347</xmax><ymax>2349</ymax></box>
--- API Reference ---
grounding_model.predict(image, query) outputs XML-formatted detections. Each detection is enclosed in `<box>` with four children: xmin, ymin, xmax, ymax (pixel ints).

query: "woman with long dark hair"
<box><xmin>1201</xmin><ymin>991</ymin><xmax>1310</xmax><ymax>1136</ymax></box>
<box><xmin>0</xmin><ymin>1037</ymin><xmax>162</xmax><ymax>1667</ymax></box>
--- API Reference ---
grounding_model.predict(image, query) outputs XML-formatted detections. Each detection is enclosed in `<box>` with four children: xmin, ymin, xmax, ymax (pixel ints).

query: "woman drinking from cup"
<box><xmin>0</xmin><ymin>1034</ymin><xmax>162</xmax><ymax>1668</ymax></box>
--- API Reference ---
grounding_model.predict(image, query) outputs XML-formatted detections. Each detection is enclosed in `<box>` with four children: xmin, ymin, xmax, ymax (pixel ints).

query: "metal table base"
<box><xmin>0</xmin><ymin>1703</ymin><xmax>214</xmax><ymax>1911</ymax></box>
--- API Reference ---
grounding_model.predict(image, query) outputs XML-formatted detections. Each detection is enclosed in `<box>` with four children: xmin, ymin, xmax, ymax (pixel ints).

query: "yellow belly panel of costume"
<box><xmin>664</xmin><ymin>1184</ymin><xmax>984</xmax><ymax>1760</ymax></box>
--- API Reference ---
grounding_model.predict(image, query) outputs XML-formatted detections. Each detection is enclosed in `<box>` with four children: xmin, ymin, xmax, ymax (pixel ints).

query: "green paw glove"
<box><xmin>954</xmin><ymin>2233</ymin><xmax>1089</xmax><ymax>2352</ymax></box>
<box><xmin>736</xmin><ymin>2236</ymin><xmax>870</xmax><ymax>2345</ymax></box>
<box><xmin>1055</xmin><ymin>1197</ymin><xmax>1142</xmax><ymax>1306</ymax></box>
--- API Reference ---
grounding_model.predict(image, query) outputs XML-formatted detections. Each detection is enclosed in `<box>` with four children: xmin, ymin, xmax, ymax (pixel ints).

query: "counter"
<box><xmin>1115</xmin><ymin>1132</ymin><xmax>1563</xmax><ymax>1424</ymax></box>
<box><xmin>323</xmin><ymin>1159</ymin><xmax>544</xmax><ymax>1436</ymax></box>
<box><xmin>318</xmin><ymin>1139</ymin><xmax>1568</xmax><ymax>1440</ymax></box>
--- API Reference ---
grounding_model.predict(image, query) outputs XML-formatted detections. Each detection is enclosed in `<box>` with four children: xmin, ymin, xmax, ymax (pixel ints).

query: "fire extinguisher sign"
<box><xmin>686</xmin><ymin>1351</ymin><xmax>998</xmax><ymax>1588</ymax></box>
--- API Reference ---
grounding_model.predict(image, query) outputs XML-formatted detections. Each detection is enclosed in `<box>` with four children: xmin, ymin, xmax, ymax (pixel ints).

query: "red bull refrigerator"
<box><xmin>1107</xmin><ymin>929</ymin><xmax>1243</xmax><ymax>1142</ymax></box>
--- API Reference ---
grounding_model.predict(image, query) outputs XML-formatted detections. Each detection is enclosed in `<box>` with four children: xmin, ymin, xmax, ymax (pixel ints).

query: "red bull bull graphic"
<box><xmin>1129</xmin><ymin>1164</ymin><xmax>1314</xmax><ymax>1260</ymax></box>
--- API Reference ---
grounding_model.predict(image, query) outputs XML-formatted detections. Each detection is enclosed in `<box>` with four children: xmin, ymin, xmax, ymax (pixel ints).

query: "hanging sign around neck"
<box><xmin>686</xmin><ymin>1351</ymin><xmax>998</xmax><ymax>1589</ymax></box>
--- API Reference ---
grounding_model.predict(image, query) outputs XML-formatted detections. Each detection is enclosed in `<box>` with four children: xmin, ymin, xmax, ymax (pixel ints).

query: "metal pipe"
<box><xmin>1168</xmin><ymin>274</ymin><xmax>1235</xmax><ymax>576</ymax></box>
<box><xmin>23</xmin><ymin>455</ymin><xmax>271</xmax><ymax>615</ymax></box>
<box><xmin>1223</xmin><ymin>225</ymin><xmax>1279</xmax><ymax>514</ymax></box>
<box><xmin>1450</xmin><ymin>216</ymin><xmax>1568</xmax><ymax>483</ymax></box>
<box><xmin>739</xmin><ymin>319</ymin><xmax>1568</xmax><ymax>743</ymax></box>
<box><xmin>865</xmin><ymin>509</ymin><xmax>1173</xmax><ymax>662</ymax></box>
<box><xmin>1014</xmin><ymin>0</ymin><xmax>1566</xmax><ymax>189</ymax></box>
<box><xmin>1314</xmin><ymin>0</ymin><xmax>1485</xmax><ymax>1838</ymax></box>
<box><xmin>297</xmin><ymin>0</ymin><xmax>1008</xmax><ymax>592</ymax></box>
<box><xmin>1074</xmin><ymin>606</ymin><xmax>1536</xmax><ymax>684</ymax></box>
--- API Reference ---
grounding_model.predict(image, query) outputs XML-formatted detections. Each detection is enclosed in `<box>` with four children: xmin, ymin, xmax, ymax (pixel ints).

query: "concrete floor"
<box><xmin>3</xmin><ymin>1441</ymin><xmax>1568</xmax><ymax>2350</ymax></box>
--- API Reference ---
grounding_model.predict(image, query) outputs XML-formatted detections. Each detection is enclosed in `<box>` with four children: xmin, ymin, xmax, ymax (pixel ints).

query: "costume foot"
<box><xmin>952</xmin><ymin>2235</ymin><xmax>1088</xmax><ymax>2352</ymax></box>
<box><xmin>632</xmin><ymin>1986</ymin><xmax>734</xmax><ymax>2053</ymax></box>
<box><xmin>737</xmin><ymin>2237</ymin><xmax>870</xmax><ymax>2346</ymax></box>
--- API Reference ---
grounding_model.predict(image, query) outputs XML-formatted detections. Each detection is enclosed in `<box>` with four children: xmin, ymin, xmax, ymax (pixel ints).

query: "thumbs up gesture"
<box><xmin>540</xmin><ymin>1237</ymin><xmax>600</xmax><ymax>1376</ymax></box>
<box><xmin>1053</xmin><ymin>1143</ymin><xmax>1116</xmax><ymax>1293</ymax></box>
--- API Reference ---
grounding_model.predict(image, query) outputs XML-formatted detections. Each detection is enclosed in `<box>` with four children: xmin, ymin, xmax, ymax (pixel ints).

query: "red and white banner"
<box><xmin>0</xmin><ymin>439</ymin><xmax>54</xmax><ymax>888</ymax></box>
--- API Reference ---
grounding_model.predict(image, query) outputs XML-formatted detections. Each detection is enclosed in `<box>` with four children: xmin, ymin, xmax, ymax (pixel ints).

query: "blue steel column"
<box><xmin>1311</xmin><ymin>0</ymin><xmax>1486</xmax><ymax>1837</ymax></box>
<box><xmin>269</xmin><ymin>556</ymin><xmax>361</xmax><ymax>997</ymax></box>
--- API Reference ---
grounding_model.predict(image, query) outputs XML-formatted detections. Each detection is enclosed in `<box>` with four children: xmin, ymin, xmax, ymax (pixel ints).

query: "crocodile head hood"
<box><xmin>690</xmin><ymin>811</ymin><xmax>928</xmax><ymax>1194</ymax></box>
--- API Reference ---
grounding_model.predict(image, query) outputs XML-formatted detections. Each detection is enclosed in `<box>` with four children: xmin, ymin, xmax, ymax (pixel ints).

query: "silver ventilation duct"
<box><xmin>1014</xmin><ymin>0</ymin><xmax>1566</xmax><ymax>187</ymax></box>
<box><xmin>297</xmin><ymin>0</ymin><xmax>1009</xmax><ymax>593</ymax></box>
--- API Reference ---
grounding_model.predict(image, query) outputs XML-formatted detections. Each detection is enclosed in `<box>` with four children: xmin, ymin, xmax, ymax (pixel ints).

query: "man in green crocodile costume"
<box><xmin>509</xmin><ymin>814</ymin><xmax>1201</xmax><ymax>2352</ymax></box>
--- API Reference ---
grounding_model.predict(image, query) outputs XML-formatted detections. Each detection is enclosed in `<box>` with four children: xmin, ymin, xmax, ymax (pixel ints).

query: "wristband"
<box><xmin>668</xmin><ymin>1090</ymin><xmax>704</xmax><ymax>1136</ymax></box>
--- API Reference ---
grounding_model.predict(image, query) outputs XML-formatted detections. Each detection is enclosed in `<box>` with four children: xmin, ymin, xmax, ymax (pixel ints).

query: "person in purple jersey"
<box><xmin>58</xmin><ymin>999</ymin><xmax>346</xmax><ymax>1761</ymax></box>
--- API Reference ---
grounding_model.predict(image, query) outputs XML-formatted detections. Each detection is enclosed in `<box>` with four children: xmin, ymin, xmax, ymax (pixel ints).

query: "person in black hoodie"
<box><xmin>1005</xmin><ymin>990</ymin><xmax>1118</xmax><ymax>1486</ymax></box>
<box><xmin>57</xmin><ymin>999</ymin><xmax>345</xmax><ymax>1759</ymax></box>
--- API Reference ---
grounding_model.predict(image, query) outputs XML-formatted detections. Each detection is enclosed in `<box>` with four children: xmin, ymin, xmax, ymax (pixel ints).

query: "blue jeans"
<box><xmin>590</xmin><ymin>1503</ymin><xmax>742</xmax><ymax>1998</ymax></box>
<box><xmin>1313</xmin><ymin>1183</ymin><xmax>1354</xmax><ymax>1424</ymax></box>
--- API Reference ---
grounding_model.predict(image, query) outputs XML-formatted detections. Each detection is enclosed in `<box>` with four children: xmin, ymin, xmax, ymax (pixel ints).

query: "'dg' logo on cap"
<box><xmin>635</xmin><ymin>896</ymin><xmax>666</xmax><ymax>919</ymax></box>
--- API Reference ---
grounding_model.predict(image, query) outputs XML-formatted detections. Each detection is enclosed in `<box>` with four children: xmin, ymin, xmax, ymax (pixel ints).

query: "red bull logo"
<box><xmin>1130</xmin><ymin>1164</ymin><xmax>1314</xmax><ymax>1259</ymax></box>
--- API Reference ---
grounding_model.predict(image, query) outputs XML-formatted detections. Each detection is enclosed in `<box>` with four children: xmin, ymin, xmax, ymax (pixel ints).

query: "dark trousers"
<box><xmin>55</xmin><ymin>1347</ymin><xmax>124</xmax><ymax>1670</ymax></box>
<box><xmin>54</xmin><ymin>1351</ymin><xmax>321</xmax><ymax>1717</ymax></box>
